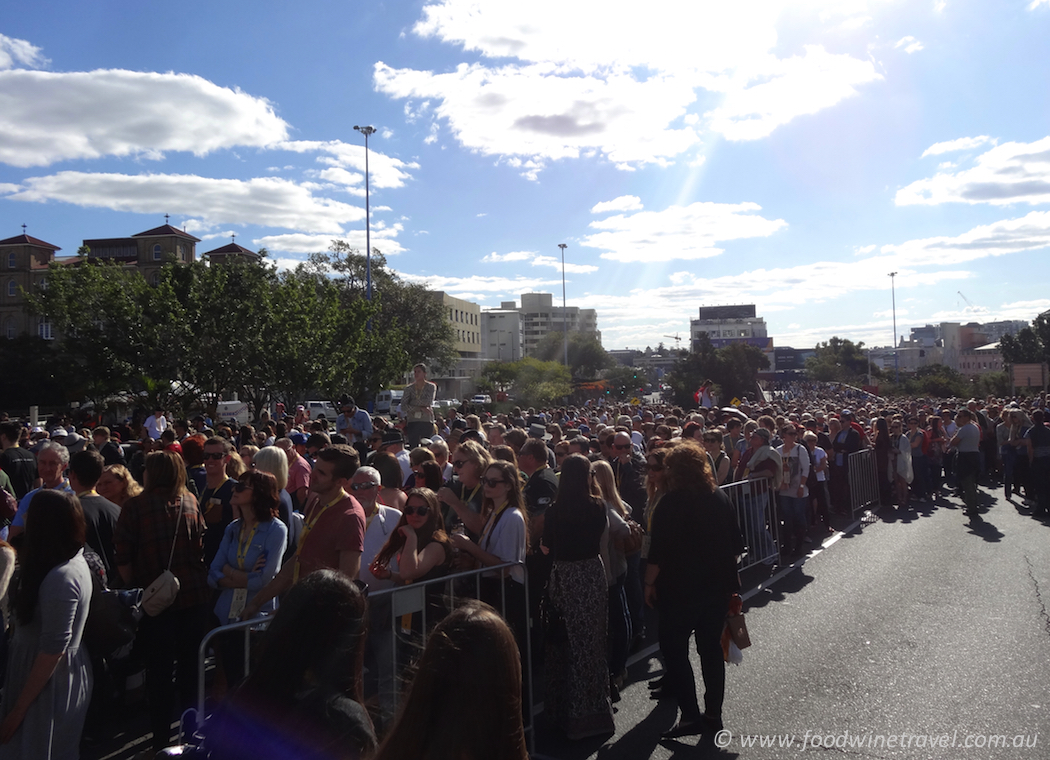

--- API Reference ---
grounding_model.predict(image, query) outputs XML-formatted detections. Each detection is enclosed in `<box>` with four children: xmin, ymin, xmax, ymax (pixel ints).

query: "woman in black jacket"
<box><xmin>645</xmin><ymin>441</ymin><xmax>743</xmax><ymax>739</ymax></box>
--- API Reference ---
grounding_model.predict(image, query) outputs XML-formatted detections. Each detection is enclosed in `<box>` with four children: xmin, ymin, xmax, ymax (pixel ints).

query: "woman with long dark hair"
<box><xmin>541</xmin><ymin>453</ymin><xmax>614</xmax><ymax>740</ymax></box>
<box><xmin>645</xmin><ymin>441</ymin><xmax>743</xmax><ymax>739</ymax></box>
<box><xmin>208</xmin><ymin>470</ymin><xmax>288</xmax><ymax>685</ymax></box>
<box><xmin>0</xmin><ymin>491</ymin><xmax>92</xmax><ymax>758</ymax></box>
<box><xmin>114</xmin><ymin>450</ymin><xmax>211</xmax><ymax>753</ymax></box>
<box><xmin>204</xmin><ymin>569</ymin><xmax>376</xmax><ymax>759</ymax></box>
<box><xmin>374</xmin><ymin>601</ymin><xmax>527</xmax><ymax>760</ymax></box>
<box><xmin>371</xmin><ymin>488</ymin><xmax>452</xmax><ymax>586</ymax></box>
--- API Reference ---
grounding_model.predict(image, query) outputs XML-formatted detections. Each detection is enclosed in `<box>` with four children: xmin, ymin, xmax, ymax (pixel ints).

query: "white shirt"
<box><xmin>360</xmin><ymin>504</ymin><xmax>401</xmax><ymax>592</ymax></box>
<box><xmin>144</xmin><ymin>414</ymin><xmax>167</xmax><ymax>440</ymax></box>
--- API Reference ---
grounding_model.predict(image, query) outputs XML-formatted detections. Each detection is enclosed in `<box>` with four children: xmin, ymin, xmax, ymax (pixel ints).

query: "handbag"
<box><xmin>621</xmin><ymin>519</ymin><xmax>645</xmax><ymax>555</ymax></box>
<box><xmin>141</xmin><ymin>497</ymin><xmax>184</xmax><ymax>617</ymax></box>
<box><xmin>726</xmin><ymin>612</ymin><xmax>751</xmax><ymax>649</ymax></box>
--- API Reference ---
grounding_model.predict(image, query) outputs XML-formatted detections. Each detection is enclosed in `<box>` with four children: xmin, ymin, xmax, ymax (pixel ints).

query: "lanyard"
<box><xmin>480</xmin><ymin>501</ymin><xmax>509</xmax><ymax>548</ymax></box>
<box><xmin>365</xmin><ymin>505</ymin><xmax>378</xmax><ymax>531</ymax></box>
<box><xmin>294</xmin><ymin>490</ymin><xmax>345</xmax><ymax>581</ymax></box>
<box><xmin>236</xmin><ymin>523</ymin><xmax>258</xmax><ymax>570</ymax></box>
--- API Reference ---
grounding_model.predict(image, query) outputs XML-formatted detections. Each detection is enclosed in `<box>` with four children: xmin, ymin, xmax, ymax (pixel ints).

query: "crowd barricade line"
<box><xmin>848</xmin><ymin>449</ymin><xmax>880</xmax><ymax>517</ymax></box>
<box><xmin>195</xmin><ymin>561</ymin><xmax>533</xmax><ymax>750</ymax></box>
<box><xmin>722</xmin><ymin>477</ymin><xmax>781</xmax><ymax>570</ymax></box>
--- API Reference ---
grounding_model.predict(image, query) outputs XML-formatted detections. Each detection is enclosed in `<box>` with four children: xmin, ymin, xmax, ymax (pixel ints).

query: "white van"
<box><xmin>374</xmin><ymin>389</ymin><xmax>404</xmax><ymax>415</ymax></box>
<box><xmin>215</xmin><ymin>400</ymin><xmax>251</xmax><ymax>426</ymax></box>
<box><xmin>306</xmin><ymin>400</ymin><xmax>338</xmax><ymax>420</ymax></box>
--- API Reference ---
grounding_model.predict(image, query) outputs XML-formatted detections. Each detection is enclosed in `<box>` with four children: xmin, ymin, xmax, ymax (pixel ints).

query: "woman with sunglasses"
<box><xmin>208</xmin><ymin>470</ymin><xmax>288</xmax><ymax>685</ymax></box>
<box><xmin>370</xmin><ymin>488</ymin><xmax>452</xmax><ymax>588</ymax></box>
<box><xmin>437</xmin><ymin>440</ymin><xmax>492</xmax><ymax>540</ymax></box>
<box><xmin>450</xmin><ymin>459</ymin><xmax>529</xmax><ymax>676</ymax></box>
<box><xmin>540</xmin><ymin>453</ymin><xmax>615</xmax><ymax>740</ymax></box>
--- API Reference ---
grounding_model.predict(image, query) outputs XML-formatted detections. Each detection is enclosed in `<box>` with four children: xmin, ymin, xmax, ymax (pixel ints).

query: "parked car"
<box><xmin>471</xmin><ymin>394</ymin><xmax>492</xmax><ymax>405</ymax></box>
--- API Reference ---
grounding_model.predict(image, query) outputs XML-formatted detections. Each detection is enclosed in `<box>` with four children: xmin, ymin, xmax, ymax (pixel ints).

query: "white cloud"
<box><xmin>934</xmin><ymin>1</ymin><xmax>946</xmax><ymax>11</ymax></box>
<box><xmin>920</xmin><ymin>135</ymin><xmax>995</xmax><ymax>157</ymax></box>
<box><xmin>254</xmin><ymin>227</ymin><xmax>406</xmax><ymax>255</ymax></box>
<box><xmin>1029</xmin><ymin>0</ymin><xmax>1049</xmax><ymax>9</ymax></box>
<box><xmin>898</xmin><ymin>136</ymin><xmax>1050</xmax><ymax>206</ymax></box>
<box><xmin>581</xmin><ymin>200</ymin><xmax>787</xmax><ymax>263</ymax></box>
<box><xmin>894</xmin><ymin>36</ymin><xmax>924</xmax><ymax>54</ymax></box>
<box><xmin>530</xmin><ymin>255</ymin><xmax>598</xmax><ymax>274</ymax></box>
<box><xmin>399</xmin><ymin>273</ymin><xmax>562</xmax><ymax>300</ymax></box>
<box><xmin>482</xmin><ymin>251</ymin><xmax>534</xmax><ymax>262</ymax></box>
<box><xmin>481</xmin><ymin>250</ymin><xmax>599</xmax><ymax>273</ymax></box>
<box><xmin>0</xmin><ymin>69</ymin><xmax>289</xmax><ymax>167</ymax></box>
<box><xmin>6</xmin><ymin>172</ymin><xmax>365</xmax><ymax>232</ymax></box>
<box><xmin>708</xmin><ymin>45</ymin><xmax>881</xmax><ymax>141</ymax></box>
<box><xmin>0</xmin><ymin>34</ymin><xmax>48</xmax><ymax>70</ymax></box>
<box><xmin>591</xmin><ymin>195</ymin><xmax>643</xmax><ymax>214</ymax></box>
<box><xmin>373</xmin><ymin>1</ymin><xmax>883</xmax><ymax>174</ymax></box>
<box><xmin>880</xmin><ymin>210</ymin><xmax>1050</xmax><ymax>263</ymax></box>
<box><xmin>854</xmin><ymin>244</ymin><xmax>876</xmax><ymax>255</ymax></box>
<box><xmin>837</xmin><ymin>15</ymin><xmax>872</xmax><ymax>30</ymax></box>
<box><xmin>276</xmin><ymin>140</ymin><xmax>419</xmax><ymax>190</ymax></box>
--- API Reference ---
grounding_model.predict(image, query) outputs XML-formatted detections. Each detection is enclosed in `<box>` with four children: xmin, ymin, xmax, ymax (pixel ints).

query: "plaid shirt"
<box><xmin>114</xmin><ymin>491</ymin><xmax>211</xmax><ymax>610</ymax></box>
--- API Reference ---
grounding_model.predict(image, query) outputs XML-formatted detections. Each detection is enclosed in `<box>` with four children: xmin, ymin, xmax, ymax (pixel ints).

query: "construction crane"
<box><xmin>958</xmin><ymin>291</ymin><xmax>975</xmax><ymax>309</ymax></box>
<box><xmin>663</xmin><ymin>334</ymin><xmax>683</xmax><ymax>347</ymax></box>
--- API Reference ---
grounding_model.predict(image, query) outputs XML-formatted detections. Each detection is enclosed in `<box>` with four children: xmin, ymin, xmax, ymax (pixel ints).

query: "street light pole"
<box><xmin>558</xmin><ymin>243</ymin><xmax>568</xmax><ymax>370</ymax></box>
<box><xmin>353</xmin><ymin>125</ymin><xmax>376</xmax><ymax>302</ymax></box>
<box><xmin>889</xmin><ymin>271</ymin><xmax>899</xmax><ymax>383</ymax></box>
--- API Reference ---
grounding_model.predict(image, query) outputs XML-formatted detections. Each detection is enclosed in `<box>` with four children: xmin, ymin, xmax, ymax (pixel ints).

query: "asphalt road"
<box><xmin>533</xmin><ymin>487</ymin><xmax>1050</xmax><ymax>759</ymax></box>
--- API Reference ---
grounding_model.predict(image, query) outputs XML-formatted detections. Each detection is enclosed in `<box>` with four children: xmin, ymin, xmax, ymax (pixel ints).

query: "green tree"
<box><xmin>27</xmin><ymin>260</ymin><xmax>182</xmax><ymax>406</ymax></box>
<box><xmin>308</xmin><ymin>242</ymin><xmax>457</xmax><ymax>382</ymax></box>
<box><xmin>602</xmin><ymin>365</ymin><xmax>642</xmax><ymax>399</ymax></box>
<box><xmin>507</xmin><ymin>357</ymin><xmax>570</xmax><ymax>406</ymax></box>
<box><xmin>665</xmin><ymin>335</ymin><xmax>769</xmax><ymax>407</ymax></box>
<box><xmin>999</xmin><ymin>325</ymin><xmax>1046</xmax><ymax>365</ymax></box>
<box><xmin>531</xmin><ymin>332</ymin><xmax>613</xmax><ymax>378</ymax></box>
<box><xmin>481</xmin><ymin>360</ymin><xmax>518</xmax><ymax>393</ymax></box>
<box><xmin>805</xmin><ymin>337</ymin><xmax>877</xmax><ymax>383</ymax></box>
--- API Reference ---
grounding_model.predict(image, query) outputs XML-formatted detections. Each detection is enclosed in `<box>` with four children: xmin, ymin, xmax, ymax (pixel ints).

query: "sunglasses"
<box><xmin>482</xmin><ymin>477</ymin><xmax>508</xmax><ymax>488</ymax></box>
<box><xmin>233</xmin><ymin>482</ymin><xmax>252</xmax><ymax>493</ymax></box>
<box><xmin>452</xmin><ymin>459</ymin><xmax>468</xmax><ymax>469</ymax></box>
<box><xmin>202</xmin><ymin>452</ymin><xmax>226</xmax><ymax>460</ymax></box>
<box><xmin>350</xmin><ymin>482</ymin><xmax>378</xmax><ymax>491</ymax></box>
<box><xmin>403</xmin><ymin>505</ymin><xmax>430</xmax><ymax>517</ymax></box>
<box><xmin>613</xmin><ymin>443</ymin><xmax>631</xmax><ymax>450</ymax></box>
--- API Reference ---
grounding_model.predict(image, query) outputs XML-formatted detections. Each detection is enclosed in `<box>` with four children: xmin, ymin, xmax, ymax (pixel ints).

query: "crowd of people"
<box><xmin>0</xmin><ymin>370</ymin><xmax>1047</xmax><ymax>756</ymax></box>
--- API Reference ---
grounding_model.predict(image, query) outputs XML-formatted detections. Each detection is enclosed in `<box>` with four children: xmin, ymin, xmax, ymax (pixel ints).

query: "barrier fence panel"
<box><xmin>196</xmin><ymin>561</ymin><xmax>533</xmax><ymax>749</ymax></box>
<box><xmin>848</xmin><ymin>448</ymin><xmax>879</xmax><ymax>516</ymax></box>
<box><xmin>721</xmin><ymin>477</ymin><xmax>780</xmax><ymax>570</ymax></box>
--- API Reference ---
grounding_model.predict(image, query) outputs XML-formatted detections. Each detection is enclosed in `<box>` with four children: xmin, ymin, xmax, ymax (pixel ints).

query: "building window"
<box><xmin>152</xmin><ymin>244</ymin><xmax>162</xmax><ymax>261</ymax></box>
<box><xmin>151</xmin><ymin>271</ymin><xmax>161</xmax><ymax>287</ymax></box>
<box><xmin>6</xmin><ymin>280</ymin><xmax>14</xmax><ymax>298</ymax></box>
<box><xmin>5</xmin><ymin>318</ymin><xmax>14</xmax><ymax>340</ymax></box>
<box><xmin>38</xmin><ymin>319</ymin><xmax>53</xmax><ymax>340</ymax></box>
<box><xmin>37</xmin><ymin>277</ymin><xmax>47</xmax><ymax>292</ymax></box>
<box><xmin>7</xmin><ymin>252</ymin><xmax>14</xmax><ymax>269</ymax></box>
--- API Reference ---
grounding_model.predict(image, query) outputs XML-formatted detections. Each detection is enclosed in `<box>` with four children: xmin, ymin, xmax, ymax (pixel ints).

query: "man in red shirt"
<box><xmin>242</xmin><ymin>444</ymin><xmax>365</xmax><ymax>619</ymax></box>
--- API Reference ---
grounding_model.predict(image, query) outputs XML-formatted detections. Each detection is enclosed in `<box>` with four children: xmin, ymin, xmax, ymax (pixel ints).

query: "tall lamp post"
<box><xmin>353</xmin><ymin>125</ymin><xmax>376</xmax><ymax>302</ymax></box>
<box><xmin>558</xmin><ymin>243</ymin><xmax>568</xmax><ymax>370</ymax></box>
<box><xmin>889</xmin><ymin>271</ymin><xmax>899</xmax><ymax>383</ymax></box>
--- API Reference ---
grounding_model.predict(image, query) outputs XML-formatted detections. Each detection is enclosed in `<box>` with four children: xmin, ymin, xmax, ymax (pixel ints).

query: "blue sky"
<box><xmin>2</xmin><ymin>0</ymin><xmax>1049</xmax><ymax>351</ymax></box>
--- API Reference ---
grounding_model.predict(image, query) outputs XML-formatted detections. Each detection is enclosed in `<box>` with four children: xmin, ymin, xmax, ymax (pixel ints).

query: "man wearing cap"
<box><xmin>829</xmin><ymin>410</ymin><xmax>862</xmax><ymax>513</ymax></box>
<box><xmin>337</xmin><ymin>398</ymin><xmax>373</xmax><ymax>453</ymax></box>
<box><xmin>380</xmin><ymin>430</ymin><xmax>413</xmax><ymax>483</ymax></box>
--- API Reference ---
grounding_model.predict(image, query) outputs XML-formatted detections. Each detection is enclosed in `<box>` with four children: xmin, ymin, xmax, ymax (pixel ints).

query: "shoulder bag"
<box><xmin>141</xmin><ymin>497</ymin><xmax>184</xmax><ymax>617</ymax></box>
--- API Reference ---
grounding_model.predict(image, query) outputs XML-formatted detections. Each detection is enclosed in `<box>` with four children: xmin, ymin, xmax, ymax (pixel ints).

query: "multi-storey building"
<box><xmin>690</xmin><ymin>304</ymin><xmax>770</xmax><ymax>350</ymax></box>
<box><xmin>493</xmin><ymin>293</ymin><xmax>600</xmax><ymax>357</ymax></box>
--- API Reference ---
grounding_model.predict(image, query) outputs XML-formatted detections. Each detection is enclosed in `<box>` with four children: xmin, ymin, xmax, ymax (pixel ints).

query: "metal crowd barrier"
<box><xmin>196</xmin><ymin>561</ymin><xmax>533</xmax><ymax>748</ymax></box>
<box><xmin>847</xmin><ymin>448</ymin><xmax>880</xmax><ymax>516</ymax></box>
<box><xmin>721</xmin><ymin>477</ymin><xmax>780</xmax><ymax>570</ymax></box>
